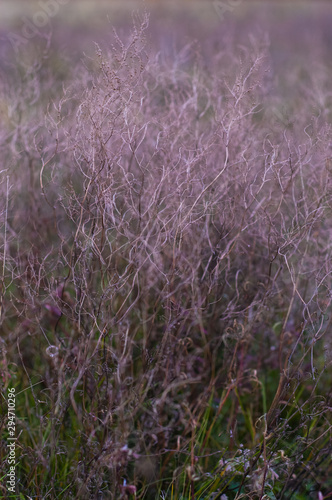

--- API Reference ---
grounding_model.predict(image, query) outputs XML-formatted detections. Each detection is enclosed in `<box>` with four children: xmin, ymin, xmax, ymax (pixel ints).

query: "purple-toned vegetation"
<box><xmin>0</xmin><ymin>6</ymin><xmax>332</xmax><ymax>499</ymax></box>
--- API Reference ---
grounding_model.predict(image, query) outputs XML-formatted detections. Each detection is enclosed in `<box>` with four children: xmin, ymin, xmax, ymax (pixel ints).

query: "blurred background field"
<box><xmin>2</xmin><ymin>1</ymin><xmax>332</xmax><ymax>61</ymax></box>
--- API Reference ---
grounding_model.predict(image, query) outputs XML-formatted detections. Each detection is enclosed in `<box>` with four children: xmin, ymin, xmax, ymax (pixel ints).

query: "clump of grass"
<box><xmin>0</xmin><ymin>10</ymin><xmax>332</xmax><ymax>500</ymax></box>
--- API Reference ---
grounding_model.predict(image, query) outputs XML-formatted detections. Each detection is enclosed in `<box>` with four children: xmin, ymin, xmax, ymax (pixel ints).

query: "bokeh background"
<box><xmin>2</xmin><ymin>1</ymin><xmax>332</xmax><ymax>76</ymax></box>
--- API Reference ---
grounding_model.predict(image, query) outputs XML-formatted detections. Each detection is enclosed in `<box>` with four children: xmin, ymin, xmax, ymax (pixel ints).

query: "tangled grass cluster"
<box><xmin>0</xmin><ymin>10</ymin><xmax>332</xmax><ymax>499</ymax></box>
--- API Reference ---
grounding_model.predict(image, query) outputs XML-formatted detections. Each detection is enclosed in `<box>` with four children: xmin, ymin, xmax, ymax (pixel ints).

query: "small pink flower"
<box><xmin>120</xmin><ymin>480</ymin><xmax>136</xmax><ymax>496</ymax></box>
<box><xmin>44</xmin><ymin>304</ymin><xmax>62</xmax><ymax>318</ymax></box>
